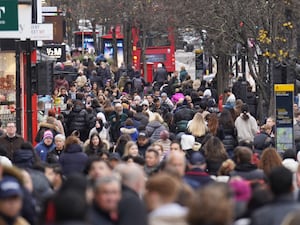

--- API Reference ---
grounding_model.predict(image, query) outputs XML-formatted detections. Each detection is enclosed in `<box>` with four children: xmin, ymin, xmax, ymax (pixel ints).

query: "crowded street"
<box><xmin>1</xmin><ymin>0</ymin><xmax>300</xmax><ymax>225</ymax></box>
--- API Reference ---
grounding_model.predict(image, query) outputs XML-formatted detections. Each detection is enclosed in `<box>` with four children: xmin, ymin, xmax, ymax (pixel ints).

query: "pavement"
<box><xmin>175</xmin><ymin>49</ymin><xmax>196</xmax><ymax>80</ymax></box>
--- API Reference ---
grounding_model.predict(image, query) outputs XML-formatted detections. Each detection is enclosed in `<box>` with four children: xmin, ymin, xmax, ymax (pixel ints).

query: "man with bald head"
<box><xmin>115</xmin><ymin>163</ymin><xmax>147</xmax><ymax>225</ymax></box>
<box><xmin>165</xmin><ymin>151</ymin><xmax>187</xmax><ymax>177</ymax></box>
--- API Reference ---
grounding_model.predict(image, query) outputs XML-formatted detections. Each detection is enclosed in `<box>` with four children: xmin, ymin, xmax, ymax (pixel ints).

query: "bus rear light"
<box><xmin>133</xmin><ymin>46</ymin><xmax>137</xmax><ymax>51</ymax></box>
<box><xmin>133</xmin><ymin>56</ymin><xmax>138</xmax><ymax>60</ymax></box>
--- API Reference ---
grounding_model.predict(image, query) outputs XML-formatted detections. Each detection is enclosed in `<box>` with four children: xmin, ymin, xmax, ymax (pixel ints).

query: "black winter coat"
<box><xmin>253</xmin><ymin>132</ymin><xmax>274</xmax><ymax>153</ymax></box>
<box><xmin>118</xmin><ymin>185</ymin><xmax>148</xmax><ymax>225</ymax></box>
<box><xmin>246</xmin><ymin>92</ymin><xmax>257</xmax><ymax>117</ymax></box>
<box><xmin>219</xmin><ymin>126</ymin><xmax>237</xmax><ymax>151</ymax></box>
<box><xmin>67</xmin><ymin>103</ymin><xmax>95</xmax><ymax>141</ymax></box>
<box><xmin>59</xmin><ymin>144</ymin><xmax>88</xmax><ymax>176</ymax></box>
<box><xmin>153</xmin><ymin>67</ymin><xmax>168</xmax><ymax>84</ymax></box>
<box><xmin>46</xmin><ymin>148</ymin><xmax>63</xmax><ymax>164</ymax></box>
<box><xmin>230</xmin><ymin>163</ymin><xmax>265</xmax><ymax>181</ymax></box>
<box><xmin>13</xmin><ymin>149</ymin><xmax>35</xmax><ymax>169</ymax></box>
<box><xmin>174</xmin><ymin>105</ymin><xmax>194</xmax><ymax>124</ymax></box>
<box><xmin>133</xmin><ymin>113</ymin><xmax>149</xmax><ymax>130</ymax></box>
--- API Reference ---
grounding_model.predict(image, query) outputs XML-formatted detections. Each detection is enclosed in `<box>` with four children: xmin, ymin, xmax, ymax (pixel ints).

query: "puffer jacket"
<box><xmin>146</xmin><ymin>121</ymin><xmax>167</xmax><ymax>143</ymax></box>
<box><xmin>174</xmin><ymin>105</ymin><xmax>194</xmax><ymax>124</ymax></box>
<box><xmin>35</xmin><ymin>141</ymin><xmax>55</xmax><ymax>162</ymax></box>
<box><xmin>120</xmin><ymin>126</ymin><xmax>139</xmax><ymax>141</ymax></box>
<box><xmin>67</xmin><ymin>101</ymin><xmax>95</xmax><ymax>141</ymax></box>
<box><xmin>253</xmin><ymin>131</ymin><xmax>274</xmax><ymax>153</ymax></box>
<box><xmin>59</xmin><ymin>144</ymin><xmax>88</xmax><ymax>176</ymax></box>
<box><xmin>220</xmin><ymin>126</ymin><xmax>237</xmax><ymax>151</ymax></box>
<box><xmin>13</xmin><ymin>149</ymin><xmax>35</xmax><ymax>169</ymax></box>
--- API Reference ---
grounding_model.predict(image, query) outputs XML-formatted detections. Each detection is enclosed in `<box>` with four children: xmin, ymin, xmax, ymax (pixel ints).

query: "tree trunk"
<box><xmin>92</xmin><ymin>19</ymin><xmax>97</xmax><ymax>53</ymax></box>
<box><xmin>216</xmin><ymin>53</ymin><xmax>229</xmax><ymax>96</ymax></box>
<box><xmin>123</xmin><ymin>20</ymin><xmax>132</xmax><ymax>67</ymax></box>
<box><xmin>112</xmin><ymin>27</ymin><xmax>118</xmax><ymax>66</ymax></box>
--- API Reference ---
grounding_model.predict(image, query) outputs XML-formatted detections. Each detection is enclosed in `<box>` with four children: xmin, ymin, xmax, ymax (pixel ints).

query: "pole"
<box><xmin>26</xmin><ymin>39</ymin><xmax>32</xmax><ymax>142</ymax></box>
<box><xmin>15</xmin><ymin>41</ymin><xmax>22</xmax><ymax>134</ymax></box>
<box><xmin>82</xmin><ymin>29</ymin><xmax>84</xmax><ymax>55</ymax></box>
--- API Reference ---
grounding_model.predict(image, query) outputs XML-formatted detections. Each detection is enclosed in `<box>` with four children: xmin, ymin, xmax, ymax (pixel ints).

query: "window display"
<box><xmin>0</xmin><ymin>52</ymin><xmax>16</xmax><ymax>125</ymax></box>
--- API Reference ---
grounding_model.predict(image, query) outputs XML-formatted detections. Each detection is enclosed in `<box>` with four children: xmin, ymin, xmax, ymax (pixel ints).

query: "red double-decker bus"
<box><xmin>132</xmin><ymin>27</ymin><xmax>176</xmax><ymax>76</ymax></box>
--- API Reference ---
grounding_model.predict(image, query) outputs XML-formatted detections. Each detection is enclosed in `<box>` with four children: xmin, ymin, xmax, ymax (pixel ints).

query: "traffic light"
<box><xmin>36</xmin><ymin>61</ymin><xmax>54</xmax><ymax>95</ymax></box>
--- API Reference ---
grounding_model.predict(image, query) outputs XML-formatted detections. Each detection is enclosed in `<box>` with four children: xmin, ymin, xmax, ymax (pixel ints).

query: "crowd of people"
<box><xmin>1</xmin><ymin>55</ymin><xmax>300</xmax><ymax>225</ymax></box>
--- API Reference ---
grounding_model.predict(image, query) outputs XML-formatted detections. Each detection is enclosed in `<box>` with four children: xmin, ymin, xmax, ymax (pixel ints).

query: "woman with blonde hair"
<box><xmin>146</xmin><ymin>112</ymin><xmax>168</xmax><ymax>143</ymax></box>
<box><xmin>187</xmin><ymin>112</ymin><xmax>208</xmax><ymax>143</ymax></box>
<box><xmin>123</xmin><ymin>141</ymin><xmax>139</xmax><ymax>157</ymax></box>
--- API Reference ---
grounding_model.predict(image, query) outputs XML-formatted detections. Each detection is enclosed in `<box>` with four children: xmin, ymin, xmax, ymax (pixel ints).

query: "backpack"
<box><xmin>133</xmin><ymin>77</ymin><xmax>143</xmax><ymax>92</ymax></box>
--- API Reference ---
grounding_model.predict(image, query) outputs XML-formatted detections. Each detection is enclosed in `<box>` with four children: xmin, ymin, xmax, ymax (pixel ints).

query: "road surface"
<box><xmin>175</xmin><ymin>50</ymin><xmax>196</xmax><ymax>80</ymax></box>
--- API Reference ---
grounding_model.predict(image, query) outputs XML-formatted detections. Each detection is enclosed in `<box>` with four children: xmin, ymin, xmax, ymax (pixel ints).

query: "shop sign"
<box><xmin>0</xmin><ymin>0</ymin><xmax>18</xmax><ymax>31</ymax></box>
<box><xmin>42</xmin><ymin>44</ymin><xmax>66</xmax><ymax>62</ymax></box>
<box><xmin>31</xmin><ymin>23</ymin><xmax>53</xmax><ymax>41</ymax></box>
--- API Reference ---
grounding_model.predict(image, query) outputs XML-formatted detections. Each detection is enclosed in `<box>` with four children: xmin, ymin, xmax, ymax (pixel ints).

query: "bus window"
<box><xmin>137</xmin><ymin>31</ymin><xmax>170</xmax><ymax>47</ymax></box>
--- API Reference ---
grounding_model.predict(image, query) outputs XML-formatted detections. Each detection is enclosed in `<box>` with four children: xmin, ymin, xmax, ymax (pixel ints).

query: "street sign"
<box><xmin>0</xmin><ymin>0</ymin><xmax>18</xmax><ymax>31</ymax></box>
<box><xmin>275</xmin><ymin>84</ymin><xmax>294</xmax><ymax>152</ymax></box>
<box><xmin>42</xmin><ymin>44</ymin><xmax>66</xmax><ymax>62</ymax></box>
<box><xmin>31</xmin><ymin>23</ymin><xmax>53</xmax><ymax>41</ymax></box>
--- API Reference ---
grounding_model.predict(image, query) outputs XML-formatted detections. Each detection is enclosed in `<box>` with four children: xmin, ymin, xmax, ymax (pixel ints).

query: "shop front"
<box><xmin>0</xmin><ymin>52</ymin><xmax>17</xmax><ymax>126</ymax></box>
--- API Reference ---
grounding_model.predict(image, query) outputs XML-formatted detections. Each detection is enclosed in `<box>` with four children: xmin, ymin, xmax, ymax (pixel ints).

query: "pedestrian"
<box><xmin>13</xmin><ymin>142</ymin><xmax>39</xmax><ymax>169</ymax></box>
<box><xmin>84</xmin><ymin>133</ymin><xmax>108</xmax><ymax>157</ymax></box>
<box><xmin>115</xmin><ymin>163</ymin><xmax>148</xmax><ymax>225</ymax></box>
<box><xmin>184</xmin><ymin>151</ymin><xmax>214</xmax><ymax>189</ymax></box>
<box><xmin>153</xmin><ymin>63</ymin><xmax>168</xmax><ymax>87</ymax></box>
<box><xmin>0</xmin><ymin>122</ymin><xmax>24</xmax><ymax>160</ymax></box>
<box><xmin>66</xmin><ymin>99</ymin><xmax>95</xmax><ymax>142</ymax></box>
<box><xmin>144</xmin><ymin>148</ymin><xmax>160</xmax><ymax>177</ymax></box>
<box><xmin>230</xmin><ymin>146</ymin><xmax>264</xmax><ymax>181</ymax></box>
<box><xmin>35</xmin><ymin>130</ymin><xmax>55</xmax><ymax>162</ymax></box>
<box><xmin>85</xmin><ymin>157</ymin><xmax>112</xmax><ymax>182</ymax></box>
<box><xmin>89</xmin><ymin>176</ymin><xmax>121</xmax><ymax>225</ymax></box>
<box><xmin>59</xmin><ymin>136</ymin><xmax>88</xmax><ymax>176</ymax></box>
<box><xmin>258</xmin><ymin>148</ymin><xmax>282</xmax><ymax>176</ymax></box>
<box><xmin>179</xmin><ymin>66</ymin><xmax>188</xmax><ymax>83</ymax></box>
<box><xmin>145</xmin><ymin>173</ymin><xmax>188</xmax><ymax>225</ymax></box>
<box><xmin>146</xmin><ymin>113</ymin><xmax>168</xmax><ymax>143</ymax></box>
<box><xmin>235</xmin><ymin>104</ymin><xmax>258</xmax><ymax>143</ymax></box>
<box><xmin>123</xmin><ymin>141</ymin><xmax>140</xmax><ymax>158</ymax></box>
<box><xmin>187</xmin><ymin>183</ymin><xmax>234</xmax><ymax>225</ymax></box>
<box><xmin>0</xmin><ymin>176</ymin><xmax>30</xmax><ymax>225</ymax></box>
<box><xmin>203</xmin><ymin>136</ymin><xmax>229</xmax><ymax>176</ymax></box>
<box><xmin>46</xmin><ymin>134</ymin><xmax>66</xmax><ymax>164</ymax></box>
<box><xmin>251</xmin><ymin>167</ymin><xmax>300</xmax><ymax>225</ymax></box>
<box><xmin>120</xmin><ymin>118</ymin><xmax>139</xmax><ymax>141</ymax></box>
<box><xmin>253</xmin><ymin>124</ymin><xmax>275</xmax><ymax>154</ymax></box>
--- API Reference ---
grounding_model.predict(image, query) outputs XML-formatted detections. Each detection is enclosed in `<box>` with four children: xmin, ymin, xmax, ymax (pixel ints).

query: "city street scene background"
<box><xmin>1</xmin><ymin>0</ymin><xmax>300</xmax><ymax>225</ymax></box>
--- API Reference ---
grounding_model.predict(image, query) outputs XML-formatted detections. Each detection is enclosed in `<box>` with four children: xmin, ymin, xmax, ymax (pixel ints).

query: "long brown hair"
<box><xmin>204</xmin><ymin>136</ymin><xmax>228</xmax><ymax>161</ymax></box>
<box><xmin>207</xmin><ymin>113</ymin><xmax>219</xmax><ymax>136</ymax></box>
<box><xmin>258</xmin><ymin>147</ymin><xmax>282</xmax><ymax>175</ymax></box>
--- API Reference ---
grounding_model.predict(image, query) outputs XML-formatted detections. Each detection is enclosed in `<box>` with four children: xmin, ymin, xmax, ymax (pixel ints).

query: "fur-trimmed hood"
<box><xmin>39</xmin><ymin>122</ymin><xmax>59</xmax><ymax>132</ymax></box>
<box><xmin>120</xmin><ymin>126</ymin><xmax>138</xmax><ymax>135</ymax></box>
